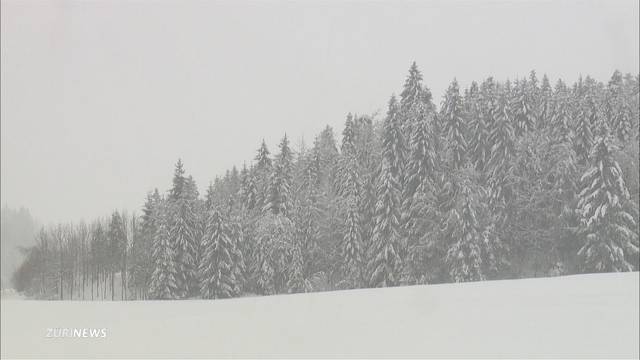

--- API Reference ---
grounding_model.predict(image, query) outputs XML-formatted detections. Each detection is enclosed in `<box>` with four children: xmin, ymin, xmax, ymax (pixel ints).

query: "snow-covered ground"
<box><xmin>1</xmin><ymin>272</ymin><xmax>638</xmax><ymax>358</ymax></box>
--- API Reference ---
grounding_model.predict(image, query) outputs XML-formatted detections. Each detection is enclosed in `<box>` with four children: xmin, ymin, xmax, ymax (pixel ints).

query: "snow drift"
<box><xmin>1</xmin><ymin>272</ymin><xmax>638</xmax><ymax>358</ymax></box>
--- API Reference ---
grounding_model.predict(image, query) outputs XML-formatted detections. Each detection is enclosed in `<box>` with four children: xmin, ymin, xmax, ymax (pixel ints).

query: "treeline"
<box><xmin>12</xmin><ymin>64</ymin><xmax>640</xmax><ymax>300</ymax></box>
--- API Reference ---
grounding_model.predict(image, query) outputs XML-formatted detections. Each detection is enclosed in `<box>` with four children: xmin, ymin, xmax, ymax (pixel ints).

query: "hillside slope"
<box><xmin>1</xmin><ymin>272</ymin><xmax>638</xmax><ymax>358</ymax></box>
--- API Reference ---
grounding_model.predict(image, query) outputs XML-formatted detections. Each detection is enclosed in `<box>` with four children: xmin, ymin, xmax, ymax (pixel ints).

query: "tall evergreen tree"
<box><xmin>199</xmin><ymin>209</ymin><xmax>241</xmax><ymax>299</ymax></box>
<box><xmin>255</xmin><ymin>140</ymin><xmax>272</xmax><ymax>171</ymax></box>
<box><xmin>402</xmin><ymin>108</ymin><xmax>438</xmax><ymax>284</ymax></box>
<box><xmin>576</xmin><ymin>136</ymin><xmax>639</xmax><ymax>272</ymax></box>
<box><xmin>469</xmin><ymin>77</ymin><xmax>497</xmax><ymax>172</ymax></box>
<box><xmin>241</xmin><ymin>166</ymin><xmax>259</xmax><ymax>210</ymax></box>
<box><xmin>487</xmin><ymin>87</ymin><xmax>516</xmax><ymax>223</ymax></box>
<box><xmin>550</xmin><ymin>80</ymin><xmax>573</xmax><ymax>143</ymax></box>
<box><xmin>573</xmin><ymin>94</ymin><xmax>595</xmax><ymax>165</ymax></box>
<box><xmin>336</xmin><ymin>113</ymin><xmax>359</xmax><ymax>197</ymax></box>
<box><xmin>488</xmin><ymin>88</ymin><xmax>515</xmax><ymax>171</ymax></box>
<box><xmin>343</xmin><ymin>195</ymin><xmax>363</xmax><ymax>286</ymax></box>
<box><xmin>132</xmin><ymin>189</ymin><xmax>161</xmax><ymax>296</ymax></box>
<box><xmin>254</xmin><ymin>140</ymin><xmax>273</xmax><ymax>209</ymax></box>
<box><xmin>444</xmin><ymin>183</ymin><xmax>484</xmax><ymax>282</ymax></box>
<box><xmin>434</xmin><ymin>165</ymin><xmax>508</xmax><ymax>283</ymax></box>
<box><xmin>368</xmin><ymin>96</ymin><xmax>404</xmax><ymax>287</ymax></box>
<box><xmin>339</xmin><ymin>114</ymin><xmax>364</xmax><ymax>286</ymax></box>
<box><xmin>168</xmin><ymin>160</ymin><xmax>198</xmax><ymax>297</ymax></box>
<box><xmin>512</xmin><ymin>79</ymin><xmax>536</xmax><ymax>136</ymax></box>
<box><xmin>441</xmin><ymin>79</ymin><xmax>468</xmax><ymax>170</ymax></box>
<box><xmin>149</xmin><ymin>200</ymin><xmax>180</xmax><ymax>299</ymax></box>
<box><xmin>404</xmin><ymin>112</ymin><xmax>436</xmax><ymax>202</ymax></box>
<box><xmin>538</xmin><ymin>74</ymin><xmax>553</xmax><ymax>129</ymax></box>
<box><xmin>264</xmin><ymin>134</ymin><xmax>294</xmax><ymax>216</ymax></box>
<box><xmin>611</xmin><ymin>96</ymin><xmax>634</xmax><ymax>143</ymax></box>
<box><xmin>400</xmin><ymin>62</ymin><xmax>424</xmax><ymax>116</ymax></box>
<box><xmin>398</xmin><ymin>63</ymin><xmax>432</xmax><ymax>173</ymax></box>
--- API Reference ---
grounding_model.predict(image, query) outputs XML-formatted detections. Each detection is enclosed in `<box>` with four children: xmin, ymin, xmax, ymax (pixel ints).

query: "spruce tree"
<box><xmin>512</xmin><ymin>79</ymin><xmax>536</xmax><ymax>136</ymax></box>
<box><xmin>528</xmin><ymin>70</ymin><xmax>540</xmax><ymax>101</ymax></box>
<box><xmin>314</xmin><ymin>126</ymin><xmax>340</xmax><ymax>185</ymax></box>
<box><xmin>398</xmin><ymin>63</ymin><xmax>432</xmax><ymax>174</ymax></box>
<box><xmin>444</xmin><ymin>185</ymin><xmax>485</xmax><ymax>282</ymax></box>
<box><xmin>404</xmin><ymin>113</ymin><xmax>435</xmax><ymax>195</ymax></box>
<box><xmin>488</xmin><ymin>87</ymin><xmax>515</xmax><ymax>171</ymax></box>
<box><xmin>241</xmin><ymin>166</ymin><xmax>259</xmax><ymax>210</ymax></box>
<box><xmin>368</xmin><ymin>96</ymin><xmax>404</xmax><ymax>287</ymax></box>
<box><xmin>605</xmin><ymin>70</ymin><xmax>624</xmax><ymax>123</ymax></box>
<box><xmin>402</xmin><ymin>109</ymin><xmax>438</xmax><ymax>284</ymax></box>
<box><xmin>439</xmin><ymin>171</ymin><xmax>506</xmax><ymax>282</ymax></box>
<box><xmin>294</xmin><ymin>148</ymin><xmax>323</xmax><ymax>282</ymax></box>
<box><xmin>469</xmin><ymin>77</ymin><xmax>497</xmax><ymax>172</ymax></box>
<box><xmin>149</xmin><ymin>200</ymin><xmax>180</xmax><ymax>299</ymax></box>
<box><xmin>254</xmin><ymin>140</ymin><xmax>272</xmax><ymax>209</ymax></box>
<box><xmin>167</xmin><ymin>160</ymin><xmax>198</xmax><ymax>298</ymax></box>
<box><xmin>359</xmin><ymin>172</ymin><xmax>377</xmax><ymax>261</ymax></box>
<box><xmin>576</xmin><ymin>136</ymin><xmax>639</xmax><ymax>272</ymax></box>
<box><xmin>264</xmin><ymin>134</ymin><xmax>294</xmax><ymax>216</ymax></box>
<box><xmin>199</xmin><ymin>209</ymin><xmax>240</xmax><ymax>299</ymax></box>
<box><xmin>400</xmin><ymin>62</ymin><xmax>424</xmax><ymax>116</ymax></box>
<box><xmin>441</xmin><ymin>79</ymin><xmax>468</xmax><ymax>170</ymax></box>
<box><xmin>135</xmin><ymin>189</ymin><xmax>160</xmax><ymax>296</ymax></box>
<box><xmin>487</xmin><ymin>87</ymin><xmax>516</xmax><ymax>222</ymax></box>
<box><xmin>343</xmin><ymin>195</ymin><xmax>363</xmax><ymax>286</ymax></box>
<box><xmin>538</xmin><ymin>74</ymin><xmax>553</xmax><ymax>129</ymax></box>
<box><xmin>463</xmin><ymin>81</ymin><xmax>480</xmax><ymax>140</ymax></box>
<box><xmin>550</xmin><ymin>80</ymin><xmax>573</xmax><ymax>143</ymax></box>
<box><xmin>254</xmin><ymin>214</ymin><xmax>295</xmax><ymax>295</ymax></box>
<box><xmin>573</xmin><ymin>95</ymin><xmax>595</xmax><ymax>165</ymax></box>
<box><xmin>612</xmin><ymin>97</ymin><xmax>634</xmax><ymax>143</ymax></box>
<box><xmin>255</xmin><ymin>140</ymin><xmax>272</xmax><ymax>171</ymax></box>
<box><xmin>336</xmin><ymin>113</ymin><xmax>359</xmax><ymax>197</ymax></box>
<box><xmin>339</xmin><ymin>114</ymin><xmax>363</xmax><ymax>286</ymax></box>
<box><xmin>204</xmin><ymin>182</ymin><xmax>216</xmax><ymax>211</ymax></box>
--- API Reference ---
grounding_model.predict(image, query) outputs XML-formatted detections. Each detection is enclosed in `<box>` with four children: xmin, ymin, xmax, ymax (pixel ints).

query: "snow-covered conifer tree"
<box><xmin>538</xmin><ymin>74</ymin><xmax>553</xmax><ymax>129</ymax></box>
<box><xmin>488</xmin><ymin>87</ymin><xmax>515</xmax><ymax>171</ymax></box>
<box><xmin>254</xmin><ymin>213</ymin><xmax>295</xmax><ymax>295</ymax></box>
<box><xmin>487</xmin><ymin>87</ymin><xmax>516</xmax><ymax>222</ymax></box>
<box><xmin>254</xmin><ymin>140</ymin><xmax>273</xmax><ymax>209</ymax></box>
<box><xmin>400</xmin><ymin>62</ymin><xmax>423</xmax><ymax>116</ymax></box>
<box><xmin>199</xmin><ymin>209</ymin><xmax>240</xmax><ymax>299</ymax></box>
<box><xmin>576</xmin><ymin>136</ymin><xmax>639</xmax><ymax>272</ymax></box>
<box><xmin>573</xmin><ymin>95</ymin><xmax>595</xmax><ymax>165</ymax></box>
<box><xmin>337</xmin><ymin>114</ymin><xmax>363</xmax><ymax>286</ymax></box>
<box><xmin>241</xmin><ymin>166</ymin><xmax>259</xmax><ymax>210</ymax></box>
<box><xmin>149</xmin><ymin>200</ymin><xmax>180</xmax><ymax>299</ymax></box>
<box><xmin>512</xmin><ymin>79</ymin><xmax>536</xmax><ymax>136</ymax></box>
<box><xmin>263</xmin><ymin>134</ymin><xmax>294</xmax><ymax>216</ymax></box>
<box><xmin>550</xmin><ymin>80</ymin><xmax>573</xmax><ymax>143</ymax></box>
<box><xmin>255</xmin><ymin>140</ymin><xmax>272</xmax><ymax>171</ymax></box>
<box><xmin>368</xmin><ymin>96</ymin><xmax>404</xmax><ymax>287</ymax></box>
<box><xmin>469</xmin><ymin>77</ymin><xmax>497</xmax><ymax>172</ymax></box>
<box><xmin>167</xmin><ymin>160</ymin><xmax>198</xmax><ymax>298</ymax></box>
<box><xmin>611</xmin><ymin>96</ymin><xmax>634</xmax><ymax>143</ymax></box>
<box><xmin>441</xmin><ymin>79</ymin><xmax>468</xmax><ymax>170</ymax></box>
<box><xmin>439</xmin><ymin>171</ymin><xmax>507</xmax><ymax>282</ymax></box>
<box><xmin>401</xmin><ymin>109</ymin><xmax>438</xmax><ymax>284</ymax></box>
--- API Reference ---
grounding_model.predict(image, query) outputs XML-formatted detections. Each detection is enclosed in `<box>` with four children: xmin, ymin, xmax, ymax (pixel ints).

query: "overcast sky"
<box><xmin>1</xmin><ymin>0</ymin><xmax>638</xmax><ymax>225</ymax></box>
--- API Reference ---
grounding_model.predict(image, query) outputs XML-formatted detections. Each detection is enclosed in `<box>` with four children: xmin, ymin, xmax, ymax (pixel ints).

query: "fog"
<box><xmin>1</xmin><ymin>0</ymin><xmax>638</xmax><ymax>224</ymax></box>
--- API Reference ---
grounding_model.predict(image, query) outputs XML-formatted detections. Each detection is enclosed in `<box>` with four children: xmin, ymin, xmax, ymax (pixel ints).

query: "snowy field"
<box><xmin>1</xmin><ymin>272</ymin><xmax>638</xmax><ymax>359</ymax></box>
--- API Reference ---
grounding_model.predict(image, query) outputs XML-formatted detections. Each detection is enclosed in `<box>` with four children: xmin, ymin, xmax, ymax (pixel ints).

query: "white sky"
<box><xmin>1</xmin><ymin>0</ymin><xmax>638</xmax><ymax>224</ymax></box>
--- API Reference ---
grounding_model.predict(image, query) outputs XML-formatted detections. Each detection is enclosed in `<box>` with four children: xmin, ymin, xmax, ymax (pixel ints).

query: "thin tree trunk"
<box><xmin>59</xmin><ymin>239</ymin><xmax>63</xmax><ymax>301</ymax></box>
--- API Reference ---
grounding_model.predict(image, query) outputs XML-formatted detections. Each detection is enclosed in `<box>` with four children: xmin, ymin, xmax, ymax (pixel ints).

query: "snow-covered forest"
<box><xmin>11</xmin><ymin>64</ymin><xmax>640</xmax><ymax>300</ymax></box>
